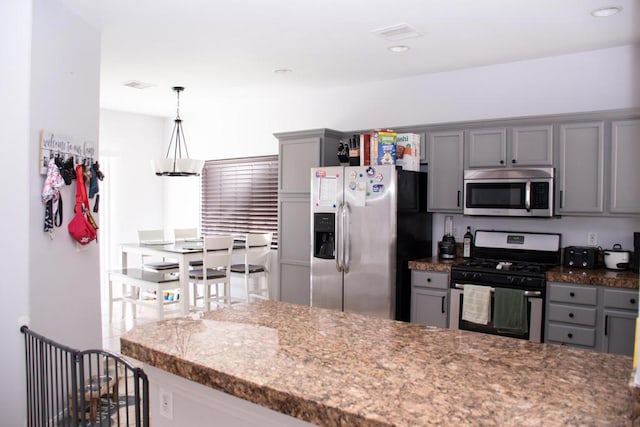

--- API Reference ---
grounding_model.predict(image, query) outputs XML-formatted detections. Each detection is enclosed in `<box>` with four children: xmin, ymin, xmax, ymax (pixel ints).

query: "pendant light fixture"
<box><xmin>152</xmin><ymin>86</ymin><xmax>204</xmax><ymax>176</ymax></box>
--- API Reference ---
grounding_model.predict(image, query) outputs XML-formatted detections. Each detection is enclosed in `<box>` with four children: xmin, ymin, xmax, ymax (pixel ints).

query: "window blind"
<box><xmin>201</xmin><ymin>155</ymin><xmax>278</xmax><ymax>247</ymax></box>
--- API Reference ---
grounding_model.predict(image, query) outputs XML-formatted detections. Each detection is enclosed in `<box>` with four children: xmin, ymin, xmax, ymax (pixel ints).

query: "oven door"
<box><xmin>449</xmin><ymin>284</ymin><xmax>543</xmax><ymax>343</ymax></box>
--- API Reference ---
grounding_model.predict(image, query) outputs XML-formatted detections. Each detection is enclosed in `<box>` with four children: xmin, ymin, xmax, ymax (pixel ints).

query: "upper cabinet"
<box><xmin>276</xmin><ymin>129</ymin><xmax>342</xmax><ymax>194</ymax></box>
<box><xmin>428</xmin><ymin>131</ymin><xmax>464</xmax><ymax>213</ymax></box>
<box><xmin>466</xmin><ymin>125</ymin><xmax>553</xmax><ymax>168</ymax></box>
<box><xmin>557</xmin><ymin>122</ymin><xmax>605</xmax><ymax>214</ymax></box>
<box><xmin>610</xmin><ymin>120</ymin><xmax>640</xmax><ymax>214</ymax></box>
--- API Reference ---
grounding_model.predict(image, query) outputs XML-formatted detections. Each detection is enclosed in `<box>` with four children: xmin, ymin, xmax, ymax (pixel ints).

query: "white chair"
<box><xmin>173</xmin><ymin>228</ymin><xmax>198</xmax><ymax>242</ymax></box>
<box><xmin>174</xmin><ymin>228</ymin><xmax>204</xmax><ymax>268</ymax></box>
<box><xmin>230</xmin><ymin>233</ymin><xmax>272</xmax><ymax>302</ymax></box>
<box><xmin>137</xmin><ymin>229</ymin><xmax>179</xmax><ymax>272</ymax></box>
<box><xmin>189</xmin><ymin>235</ymin><xmax>234</xmax><ymax>311</ymax></box>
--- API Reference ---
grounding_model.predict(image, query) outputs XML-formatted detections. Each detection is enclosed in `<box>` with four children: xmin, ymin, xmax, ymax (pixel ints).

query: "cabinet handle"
<box><xmin>441</xmin><ymin>296</ymin><xmax>446</xmax><ymax>314</ymax></box>
<box><xmin>457</xmin><ymin>191</ymin><xmax>461</xmax><ymax>207</ymax></box>
<box><xmin>569</xmin><ymin>292</ymin><xmax>575</xmax><ymax>297</ymax></box>
<box><xmin>512</xmin><ymin>159</ymin><xmax>516</xmax><ymax>164</ymax></box>
<box><xmin>568</xmin><ymin>312</ymin><xmax>574</xmax><ymax>318</ymax></box>
<box><xmin>567</xmin><ymin>333</ymin><xmax>573</xmax><ymax>339</ymax></box>
<box><xmin>560</xmin><ymin>190</ymin><xmax>563</xmax><ymax>209</ymax></box>
<box><xmin>499</xmin><ymin>160</ymin><xmax>504</xmax><ymax>165</ymax></box>
<box><xmin>604</xmin><ymin>315</ymin><xmax>609</xmax><ymax>336</ymax></box>
<box><xmin>631</xmin><ymin>298</ymin><xmax>636</xmax><ymax>305</ymax></box>
<box><xmin>427</xmin><ymin>278</ymin><xmax>431</xmax><ymax>283</ymax></box>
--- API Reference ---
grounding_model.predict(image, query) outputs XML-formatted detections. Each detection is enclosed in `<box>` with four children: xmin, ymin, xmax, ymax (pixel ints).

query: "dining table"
<box><xmin>120</xmin><ymin>239</ymin><xmax>246</xmax><ymax>315</ymax></box>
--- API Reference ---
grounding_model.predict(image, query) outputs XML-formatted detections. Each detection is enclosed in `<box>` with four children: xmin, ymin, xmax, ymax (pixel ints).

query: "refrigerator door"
<box><xmin>342</xmin><ymin>165</ymin><xmax>397</xmax><ymax>319</ymax></box>
<box><xmin>310</xmin><ymin>166</ymin><xmax>344</xmax><ymax>311</ymax></box>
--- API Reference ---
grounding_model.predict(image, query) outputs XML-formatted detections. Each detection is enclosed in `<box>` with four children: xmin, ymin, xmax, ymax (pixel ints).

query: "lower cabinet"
<box><xmin>411</xmin><ymin>271</ymin><xmax>449</xmax><ymax>328</ymax></box>
<box><xmin>545</xmin><ymin>282</ymin><xmax>638</xmax><ymax>356</ymax></box>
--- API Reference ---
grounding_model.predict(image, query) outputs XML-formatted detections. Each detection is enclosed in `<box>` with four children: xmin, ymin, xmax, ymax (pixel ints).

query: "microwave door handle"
<box><xmin>525</xmin><ymin>181</ymin><xmax>531</xmax><ymax>212</ymax></box>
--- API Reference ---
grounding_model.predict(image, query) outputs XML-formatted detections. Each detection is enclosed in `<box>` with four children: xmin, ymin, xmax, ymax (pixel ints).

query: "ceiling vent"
<box><xmin>372</xmin><ymin>23</ymin><xmax>422</xmax><ymax>41</ymax></box>
<box><xmin>123</xmin><ymin>80</ymin><xmax>155</xmax><ymax>90</ymax></box>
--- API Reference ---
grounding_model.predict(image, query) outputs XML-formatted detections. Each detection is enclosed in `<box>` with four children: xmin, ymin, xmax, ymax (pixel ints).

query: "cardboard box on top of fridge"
<box><xmin>396</xmin><ymin>133</ymin><xmax>420</xmax><ymax>171</ymax></box>
<box><xmin>372</xmin><ymin>130</ymin><xmax>397</xmax><ymax>165</ymax></box>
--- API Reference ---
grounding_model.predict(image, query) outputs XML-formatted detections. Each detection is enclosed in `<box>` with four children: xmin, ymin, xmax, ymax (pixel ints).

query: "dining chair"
<box><xmin>230</xmin><ymin>233</ymin><xmax>272</xmax><ymax>302</ymax></box>
<box><xmin>174</xmin><ymin>227</ymin><xmax>204</xmax><ymax>268</ymax></box>
<box><xmin>173</xmin><ymin>228</ymin><xmax>198</xmax><ymax>242</ymax></box>
<box><xmin>188</xmin><ymin>235</ymin><xmax>235</xmax><ymax>311</ymax></box>
<box><xmin>136</xmin><ymin>229</ymin><xmax>180</xmax><ymax>272</ymax></box>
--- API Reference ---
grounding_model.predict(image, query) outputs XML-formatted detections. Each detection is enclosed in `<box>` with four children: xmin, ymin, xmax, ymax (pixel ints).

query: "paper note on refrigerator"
<box><xmin>318</xmin><ymin>176</ymin><xmax>338</xmax><ymax>206</ymax></box>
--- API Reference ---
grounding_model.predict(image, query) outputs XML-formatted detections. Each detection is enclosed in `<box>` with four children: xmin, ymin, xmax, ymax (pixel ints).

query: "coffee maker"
<box><xmin>438</xmin><ymin>216</ymin><xmax>457</xmax><ymax>259</ymax></box>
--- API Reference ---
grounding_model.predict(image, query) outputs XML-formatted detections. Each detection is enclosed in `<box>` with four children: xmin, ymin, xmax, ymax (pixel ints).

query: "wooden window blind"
<box><xmin>201</xmin><ymin>155</ymin><xmax>278</xmax><ymax>247</ymax></box>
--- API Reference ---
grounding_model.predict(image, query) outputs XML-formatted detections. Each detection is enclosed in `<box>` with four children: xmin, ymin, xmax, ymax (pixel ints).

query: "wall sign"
<box><xmin>38</xmin><ymin>129</ymin><xmax>96</xmax><ymax>175</ymax></box>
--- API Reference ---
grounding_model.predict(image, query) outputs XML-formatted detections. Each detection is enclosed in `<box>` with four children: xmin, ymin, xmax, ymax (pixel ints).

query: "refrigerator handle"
<box><xmin>335</xmin><ymin>203</ymin><xmax>343</xmax><ymax>272</ymax></box>
<box><xmin>343</xmin><ymin>202</ymin><xmax>350</xmax><ymax>273</ymax></box>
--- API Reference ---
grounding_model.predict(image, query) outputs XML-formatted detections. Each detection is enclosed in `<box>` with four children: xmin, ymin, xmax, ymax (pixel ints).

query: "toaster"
<box><xmin>563</xmin><ymin>246</ymin><xmax>602</xmax><ymax>269</ymax></box>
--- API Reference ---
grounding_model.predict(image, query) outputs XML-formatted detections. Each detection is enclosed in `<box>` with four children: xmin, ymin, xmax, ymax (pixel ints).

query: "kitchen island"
<box><xmin>121</xmin><ymin>300</ymin><xmax>632</xmax><ymax>426</ymax></box>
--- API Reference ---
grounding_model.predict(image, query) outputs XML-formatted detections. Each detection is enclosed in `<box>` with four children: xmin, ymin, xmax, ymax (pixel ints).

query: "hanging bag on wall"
<box><xmin>68</xmin><ymin>165</ymin><xmax>98</xmax><ymax>245</ymax></box>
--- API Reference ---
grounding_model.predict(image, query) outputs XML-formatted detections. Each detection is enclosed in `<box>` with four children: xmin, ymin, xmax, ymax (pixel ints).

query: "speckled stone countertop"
<box><xmin>121</xmin><ymin>300</ymin><xmax>633</xmax><ymax>426</ymax></box>
<box><xmin>409</xmin><ymin>257</ymin><xmax>639</xmax><ymax>289</ymax></box>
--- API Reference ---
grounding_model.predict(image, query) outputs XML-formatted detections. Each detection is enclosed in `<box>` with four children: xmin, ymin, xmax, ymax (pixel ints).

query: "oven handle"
<box><xmin>453</xmin><ymin>283</ymin><xmax>542</xmax><ymax>298</ymax></box>
<box><xmin>525</xmin><ymin>181</ymin><xmax>531</xmax><ymax>212</ymax></box>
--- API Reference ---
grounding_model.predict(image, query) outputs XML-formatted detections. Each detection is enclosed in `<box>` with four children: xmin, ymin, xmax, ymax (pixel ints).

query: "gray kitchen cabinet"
<box><xmin>601</xmin><ymin>288</ymin><xmax>638</xmax><ymax>357</ymax></box>
<box><xmin>510</xmin><ymin>125</ymin><xmax>554</xmax><ymax>167</ymax></box>
<box><xmin>466</xmin><ymin>128</ymin><xmax>507</xmax><ymax>168</ymax></box>
<box><xmin>411</xmin><ymin>271</ymin><xmax>449</xmax><ymax>328</ymax></box>
<box><xmin>275</xmin><ymin>129</ymin><xmax>342</xmax><ymax>306</ymax></box>
<box><xmin>610</xmin><ymin>120</ymin><xmax>640</xmax><ymax>214</ymax></box>
<box><xmin>557</xmin><ymin>122</ymin><xmax>605</xmax><ymax>214</ymax></box>
<box><xmin>546</xmin><ymin>282</ymin><xmax>598</xmax><ymax>350</ymax></box>
<box><xmin>427</xmin><ymin>131</ymin><xmax>464</xmax><ymax>212</ymax></box>
<box><xmin>466</xmin><ymin>126</ymin><xmax>553</xmax><ymax>168</ymax></box>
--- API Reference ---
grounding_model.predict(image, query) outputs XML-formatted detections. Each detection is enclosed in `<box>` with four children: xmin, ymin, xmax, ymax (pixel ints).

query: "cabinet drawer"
<box><xmin>603</xmin><ymin>289</ymin><xmax>639</xmax><ymax>311</ymax></box>
<box><xmin>547</xmin><ymin>303</ymin><xmax>597</xmax><ymax>326</ymax></box>
<box><xmin>547</xmin><ymin>324</ymin><xmax>596</xmax><ymax>347</ymax></box>
<box><xmin>412</xmin><ymin>271</ymin><xmax>449</xmax><ymax>290</ymax></box>
<box><xmin>548</xmin><ymin>284</ymin><xmax>597</xmax><ymax>305</ymax></box>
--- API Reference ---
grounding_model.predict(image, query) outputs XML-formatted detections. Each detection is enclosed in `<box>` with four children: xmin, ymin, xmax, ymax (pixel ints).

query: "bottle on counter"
<box><xmin>463</xmin><ymin>226</ymin><xmax>473</xmax><ymax>258</ymax></box>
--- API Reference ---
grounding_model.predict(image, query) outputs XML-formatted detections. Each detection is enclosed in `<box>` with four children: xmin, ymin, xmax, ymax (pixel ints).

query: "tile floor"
<box><xmin>102</xmin><ymin>280</ymin><xmax>250</xmax><ymax>353</ymax></box>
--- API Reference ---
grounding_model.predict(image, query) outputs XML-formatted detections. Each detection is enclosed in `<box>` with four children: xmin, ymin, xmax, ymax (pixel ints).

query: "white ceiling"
<box><xmin>60</xmin><ymin>0</ymin><xmax>639</xmax><ymax>118</ymax></box>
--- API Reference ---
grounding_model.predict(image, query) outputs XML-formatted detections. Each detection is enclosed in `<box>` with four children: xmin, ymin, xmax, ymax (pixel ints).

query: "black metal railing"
<box><xmin>20</xmin><ymin>325</ymin><xmax>149</xmax><ymax>426</ymax></box>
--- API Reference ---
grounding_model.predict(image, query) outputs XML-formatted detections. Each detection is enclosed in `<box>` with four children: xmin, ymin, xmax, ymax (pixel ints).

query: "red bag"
<box><xmin>68</xmin><ymin>165</ymin><xmax>98</xmax><ymax>245</ymax></box>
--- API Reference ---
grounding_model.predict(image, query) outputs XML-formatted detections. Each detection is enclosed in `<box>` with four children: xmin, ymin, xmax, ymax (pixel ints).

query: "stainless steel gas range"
<box><xmin>449</xmin><ymin>230</ymin><xmax>561</xmax><ymax>343</ymax></box>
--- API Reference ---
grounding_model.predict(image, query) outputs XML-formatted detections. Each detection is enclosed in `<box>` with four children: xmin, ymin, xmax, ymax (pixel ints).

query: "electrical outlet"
<box><xmin>159</xmin><ymin>388</ymin><xmax>173</xmax><ymax>419</ymax></box>
<box><xmin>587</xmin><ymin>232</ymin><xmax>598</xmax><ymax>246</ymax></box>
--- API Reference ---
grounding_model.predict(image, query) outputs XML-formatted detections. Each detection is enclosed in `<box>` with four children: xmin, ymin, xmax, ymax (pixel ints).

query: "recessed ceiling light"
<box><xmin>388</xmin><ymin>45</ymin><xmax>410</xmax><ymax>53</ymax></box>
<box><xmin>273</xmin><ymin>68</ymin><xmax>292</xmax><ymax>74</ymax></box>
<box><xmin>591</xmin><ymin>6</ymin><xmax>622</xmax><ymax>17</ymax></box>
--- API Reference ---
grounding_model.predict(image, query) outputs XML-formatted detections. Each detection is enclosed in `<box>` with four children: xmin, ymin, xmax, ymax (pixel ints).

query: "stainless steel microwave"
<box><xmin>463</xmin><ymin>168</ymin><xmax>554</xmax><ymax>217</ymax></box>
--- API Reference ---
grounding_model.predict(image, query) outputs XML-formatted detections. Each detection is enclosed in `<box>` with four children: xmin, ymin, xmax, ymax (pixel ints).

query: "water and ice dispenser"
<box><xmin>313</xmin><ymin>213</ymin><xmax>335</xmax><ymax>259</ymax></box>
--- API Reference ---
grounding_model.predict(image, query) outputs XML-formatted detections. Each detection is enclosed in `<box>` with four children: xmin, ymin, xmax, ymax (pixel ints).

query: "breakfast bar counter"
<box><xmin>121</xmin><ymin>300</ymin><xmax>633</xmax><ymax>426</ymax></box>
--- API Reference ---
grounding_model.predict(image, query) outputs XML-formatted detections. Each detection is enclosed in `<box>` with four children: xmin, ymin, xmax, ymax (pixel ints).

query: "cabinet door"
<box><xmin>278</xmin><ymin>198</ymin><xmax>311</xmax><ymax>306</ymax></box>
<box><xmin>467</xmin><ymin>128</ymin><xmax>507</xmax><ymax>168</ymax></box>
<box><xmin>427</xmin><ymin>131</ymin><xmax>463</xmax><ymax>212</ymax></box>
<box><xmin>557</xmin><ymin>122</ymin><xmax>604</xmax><ymax>214</ymax></box>
<box><xmin>511</xmin><ymin>125</ymin><xmax>553</xmax><ymax>166</ymax></box>
<box><xmin>411</xmin><ymin>288</ymin><xmax>448</xmax><ymax>328</ymax></box>
<box><xmin>279</xmin><ymin>137</ymin><xmax>321</xmax><ymax>194</ymax></box>
<box><xmin>602</xmin><ymin>309</ymin><xmax>636</xmax><ymax>357</ymax></box>
<box><xmin>610</xmin><ymin>120</ymin><xmax>640</xmax><ymax>214</ymax></box>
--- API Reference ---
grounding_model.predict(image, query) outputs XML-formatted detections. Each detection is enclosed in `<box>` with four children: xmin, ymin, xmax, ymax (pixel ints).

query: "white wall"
<box><xmin>1</xmin><ymin>1</ymin><xmax>32</xmax><ymax>425</ymax></box>
<box><xmin>0</xmin><ymin>1</ymin><xmax>101</xmax><ymax>424</ymax></box>
<box><xmin>29</xmin><ymin>0</ymin><xmax>102</xmax><ymax>349</ymax></box>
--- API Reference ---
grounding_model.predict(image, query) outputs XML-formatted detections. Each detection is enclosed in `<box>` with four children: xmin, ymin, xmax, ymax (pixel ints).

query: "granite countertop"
<box><xmin>121</xmin><ymin>300</ymin><xmax>633</xmax><ymax>426</ymax></box>
<box><xmin>409</xmin><ymin>257</ymin><xmax>639</xmax><ymax>289</ymax></box>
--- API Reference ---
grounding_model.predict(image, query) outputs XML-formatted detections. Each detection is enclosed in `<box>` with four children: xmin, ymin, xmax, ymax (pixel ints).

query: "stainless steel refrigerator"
<box><xmin>310</xmin><ymin>164</ymin><xmax>432</xmax><ymax>320</ymax></box>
